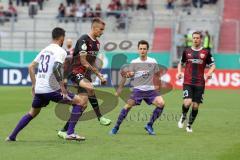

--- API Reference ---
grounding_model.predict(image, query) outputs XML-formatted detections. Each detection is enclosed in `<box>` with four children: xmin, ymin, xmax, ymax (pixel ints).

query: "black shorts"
<box><xmin>69</xmin><ymin>73</ymin><xmax>89</xmax><ymax>94</ymax></box>
<box><xmin>183</xmin><ymin>84</ymin><xmax>205</xmax><ymax>103</ymax></box>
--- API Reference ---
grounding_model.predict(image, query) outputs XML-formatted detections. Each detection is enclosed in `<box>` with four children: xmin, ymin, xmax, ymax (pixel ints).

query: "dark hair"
<box><xmin>192</xmin><ymin>31</ymin><xmax>203</xmax><ymax>39</ymax></box>
<box><xmin>138</xmin><ymin>40</ymin><xmax>149</xmax><ymax>49</ymax></box>
<box><xmin>91</xmin><ymin>17</ymin><xmax>105</xmax><ymax>26</ymax></box>
<box><xmin>52</xmin><ymin>27</ymin><xmax>65</xmax><ymax>40</ymax></box>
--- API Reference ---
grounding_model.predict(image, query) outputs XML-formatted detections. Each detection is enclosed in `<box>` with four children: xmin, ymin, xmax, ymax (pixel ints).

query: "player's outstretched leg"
<box><xmin>6</xmin><ymin>108</ymin><xmax>41</xmax><ymax>141</ymax></box>
<box><xmin>65</xmin><ymin>104</ymin><xmax>86</xmax><ymax>141</ymax></box>
<box><xmin>145</xmin><ymin>96</ymin><xmax>165</xmax><ymax>135</ymax></box>
<box><xmin>110</xmin><ymin>100</ymin><xmax>134</xmax><ymax>135</ymax></box>
<box><xmin>178</xmin><ymin>99</ymin><xmax>192</xmax><ymax>129</ymax></box>
<box><xmin>89</xmin><ymin>95</ymin><xmax>111</xmax><ymax>126</ymax></box>
<box><xmin>186</xmin><ymin>102</ymin><xmax>199</xmax><ymax>133</ymax></box>
<box><xmin>58</xmin><ymin>94</ymin><xmax>88</xmax><ymax>141</ymax></box>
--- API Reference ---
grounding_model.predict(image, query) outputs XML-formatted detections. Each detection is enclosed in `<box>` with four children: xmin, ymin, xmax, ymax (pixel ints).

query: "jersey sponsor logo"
<box><xmin>88</xmin><ymin>51</ymin><xmax>98</xmax><ymax>56</ymax></box>
<box><xmin>188</xmin><ymin>59</ymin><xmax>203</xmax><ymax>64</ymax></box>
<box><xmin>134</xmin><ymin>70</ymin><xmax>150</xmax><ymax>79</ymax></box>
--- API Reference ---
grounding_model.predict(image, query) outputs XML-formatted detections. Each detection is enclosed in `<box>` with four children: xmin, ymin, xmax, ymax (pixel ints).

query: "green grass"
<box><xmin>0</xmin><ymin>87</ymin><xmax>240</xmax><ymax>160</ymax></box>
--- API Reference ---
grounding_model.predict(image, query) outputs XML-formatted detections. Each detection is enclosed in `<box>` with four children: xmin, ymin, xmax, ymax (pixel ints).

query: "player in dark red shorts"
<box><xmin>177</xmin><ymin>31</ymin><xmax>216</xmax><ymax>132</ymax></box>
<box><xmin>58</xmin><ymin>18</ymin><xmax>111</xmax><ymax>139</ymax></box>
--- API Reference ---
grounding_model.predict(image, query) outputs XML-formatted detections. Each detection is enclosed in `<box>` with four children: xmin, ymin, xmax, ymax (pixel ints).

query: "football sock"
<box><xmin>62</xmin><ymin>121</ymin><xmax>69</xmax><ymax>132</ymax></box>
<box><xmin>9</xmin><ymin>113</ymin><xmax>33</xmax><ymax>140</ymax></box>
<box><xmin>114</xmin><ymin>108</ymin><xmax>130</xmax><ymax>129</ymax></box>
<box><xmin>188</xmin><ymin>109</ymin><xmax>198</xmax><ymax>126</ymax></box>
<box><xmin>147</xmin><ymin>107</ymin><xmax>164</xmax><ymax>127</ymax></box>
<box><xmin>67</xmin><ymin>105</ymin><xmax>84</xmax><ymax>135</ymax></box>
<box><xmin>181</xmin><ymin>104</ymin><xmax>190</xmax><ymax>122</ymax></box>
<box><xmin>89</xmin><ymin>95</ymin><xmax>102</xmax><ymax>119</ymax></box>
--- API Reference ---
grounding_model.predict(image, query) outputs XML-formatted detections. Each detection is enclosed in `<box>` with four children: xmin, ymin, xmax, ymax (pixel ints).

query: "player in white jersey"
<box><xmin>6</xmin><ymin>27</ymin><xmax>87</xmax><ymax>141</ymax></box>
<box><xmin>110</xmin><ymin>40</ymin><xmax>165</xmax><ymax>135</ymax></box>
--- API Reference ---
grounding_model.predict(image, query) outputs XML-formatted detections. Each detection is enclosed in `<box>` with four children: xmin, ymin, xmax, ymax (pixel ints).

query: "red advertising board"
<box><xmin>163</xmin><ymin>69</ymin><xmax>240</xmax><ymax>89</ymax></box>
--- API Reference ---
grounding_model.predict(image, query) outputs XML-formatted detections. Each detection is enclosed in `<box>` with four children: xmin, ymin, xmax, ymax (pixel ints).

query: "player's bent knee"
<box><xmin>29</xmin><ymin>108</ymin><xmax>41</xmax><ymax>118</ymax></box>
<box><xmin>126</xmin><ymin>99</ymin><xmax>135</xmax><ymax>108</ymax></box>
<box><xmin>125</xmin><ymin>104</ymin><xmax>133</xmax><ymax>109</ymax></box>
<box><xmin>73</xmin><ymin>95</ymin><xmax>88</xmax><ymax>106</ymax></box>
<box><xmin>86</xmin><ymin>85</ymin><xmax>94</xmax><ymax>96</ymax></box>
<box><xmin>183</xmin><ymin>99</ymin><xmax>192</xmax><ymax>107</ymax></box>
<box><xmin>192</xmin><ymin>103</ymin><xmax>199</xmax><ymax>109</ymax></box>
<box><xmin>153</xmin><ymin>96</ymin><xmax>165</xmax><ymax>107</ymax></box>
<box><xmin>156</xmin><ymin>100</ymin><xmax>165</xmax><ymax>108</ymax></box>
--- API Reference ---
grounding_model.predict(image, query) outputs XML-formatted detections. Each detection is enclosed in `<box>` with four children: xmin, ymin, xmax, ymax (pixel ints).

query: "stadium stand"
<box><xmin>0</xmin><ymin>0</ymin><xmax>239</xmax><ymax>66</ymax></box>
<box><xmin>218</xmin><ymin>0</ymin><xmax>240</xmax><ymax>53</ymax></box>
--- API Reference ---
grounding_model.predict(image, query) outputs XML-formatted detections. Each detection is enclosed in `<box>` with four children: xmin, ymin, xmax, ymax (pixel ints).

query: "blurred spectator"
<box><xmin>211</xmin><ymin>0</ymin><xmax>218</xmax><ymax>4</ymax></box>
<box><xmin>65</xmin><ymin>38</ymin><xmax>74</xmax><ymax>57</ymax></box>
<box><xmin>203</xmin><ymin>0</ymin><xmax>218</xmax><ymax>4</ymax></box>
<box><xmin>76</xmin><ymin>0</ymin><xmax>86</xmax><ymax>20</ymax></box>
<box><xmin>29</xmin><ymin>0</ymin><xmax>38</xmax><ymax>18</ymax></box>
<box><xmin>95</xmin><ymin>3</ymin><xmax>102</xmax><ymax>17</ymax></box>
<box><xmin>184</xmin><ymin>29</ymin><xmax>193</xmax><ymax>48</ymax></box>
<box><xmin>38</xmin><ymin>0</ymin><xmax>43</xmax><ymax>10</ymax></box>
<box><xmin>6</xmin><ymin>1</ymin><xmax>18</xmax><ymax>21</ymax></box>
<box><xmin>203</xmin><ymin>30</ymin><xmax>213</xmax><ymax>52</ymax></box>
<box><xmin>0</xmin><ymin>4</ymin><xmax>4</xmax><ymax>25</ymax></box>
<box><xmin>57</xmin><ymin>3</ymin><xmax>66</xmax><ymax>22</ymax></box>
<box><xmin>107</xmin><ymin>0</ymin><xmax>121</xmax><ymax>18</ymax></box>
<box><xmin>192</xmin><ymin>0</ymin><xmax>203</xmax><ymax>8</ymax></box>
<box><xmin>64</xmin><ymin>38</ymin><xmax>74</xmax><ymax>80</ymax></box>
<box><xmin>66</xmin><ymin>0</ymin><xmax>75</xmax><ymax>7</ymax></box>
<box><xmin>116</xmin><ymin>13</ymin><xmax>127</xmax><ymax>30</ymax></box>
<box><xmin>21</xmin><ymin>0</ymin><xmax>30</xmax><ymax>6</ymax></box>
<box><xmin>166</xmin><ymin>0</ymin><xmax>175</xmax><ymax>9</ymax></box>
<box><xmin>136</xmin><ymin>0</ymin><xmax>147</xmax><ymax>10</ymax></box>
<box><xmin>85</xmin><ymin>4</ymin><xmax>94</xmax><ymax>18</ymax></box>
<box><xmin>182</xmin><ymin>0</ymin><xmax>191</xmax><ymax>14</ymax></box>
<box><xmin>68</xmin><ymin>3</ymin><xmax>77</xmax><ymax>21</ymax></box>
<box><xmin>124</xmin><ymin>0</ymin><xmax>134</xmax><ymax>11</ymax></box>
<box><xmin>16</xmin><ymin>0</ymin><xmax>21</xmax><ymax>6</ymax></box>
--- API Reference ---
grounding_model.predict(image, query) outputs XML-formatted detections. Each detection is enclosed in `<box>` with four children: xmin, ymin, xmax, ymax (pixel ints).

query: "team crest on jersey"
<box><xmin>81</xmin><ymin>43</ymin><xmax>87</xmax><ymax>51</ymax></box>
<box><xmin>200</xmin><ymin>53</ymin><xmax>205</xmax><ymax>59</ymax></box>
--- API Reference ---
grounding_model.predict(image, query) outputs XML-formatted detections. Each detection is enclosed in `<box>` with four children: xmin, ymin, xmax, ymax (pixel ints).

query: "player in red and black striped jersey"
<box><xmin>71</xmin><ymin>34</ymin><xmax>100</xmax><ymax>76</ymax></box>
<box><xmin>177</xmin><ymin>31</ymin><xmax>216</xmax><ymax>132</ymax></box>
<box><xmin>58</xmin><ymin>18</ymin><xmax>111</xmax><ymax>139</ymax></box>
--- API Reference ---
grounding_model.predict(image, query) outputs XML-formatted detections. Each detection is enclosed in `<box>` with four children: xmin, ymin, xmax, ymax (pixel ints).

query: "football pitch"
<box><xmin>0</xmin><ymin>87</ymin><xmax>239</xmax><ymax>160</ymax></box>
